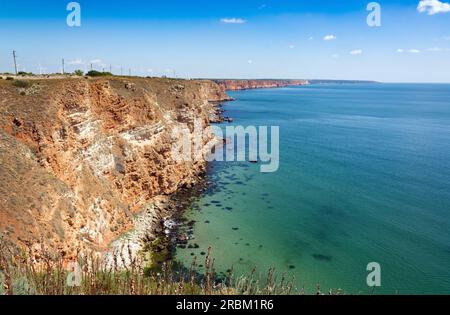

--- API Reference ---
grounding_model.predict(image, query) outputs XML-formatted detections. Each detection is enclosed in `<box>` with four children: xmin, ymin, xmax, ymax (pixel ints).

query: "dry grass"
<box><xmin>0</xmin><ymin>236</ymin><xmax>308</xmax><ymax>295</ymax></box>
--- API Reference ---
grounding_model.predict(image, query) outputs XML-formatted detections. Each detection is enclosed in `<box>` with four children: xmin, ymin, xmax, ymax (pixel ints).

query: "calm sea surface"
<box><xmin>175</xmin><ymin>83</ymin><xmax>450</xmax><ymax>294</ymax></box>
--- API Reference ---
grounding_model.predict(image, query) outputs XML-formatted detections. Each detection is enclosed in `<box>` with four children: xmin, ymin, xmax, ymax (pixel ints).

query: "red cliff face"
<box><xmin>0</xmin><ymin>77</ymin><xmax>229</xmax><ymax>261</ymax></box>
<box><xmin>214</xmin><ymin>79</ymin><xmax>309</xmax><ymax>91</ymax></box>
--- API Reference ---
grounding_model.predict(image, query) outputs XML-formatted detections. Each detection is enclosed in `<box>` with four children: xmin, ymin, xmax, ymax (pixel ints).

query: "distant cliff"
<box><xmin>213</xmin><ymin>79</ymin><xmax>309</xmax><ymax>91</ymax></box>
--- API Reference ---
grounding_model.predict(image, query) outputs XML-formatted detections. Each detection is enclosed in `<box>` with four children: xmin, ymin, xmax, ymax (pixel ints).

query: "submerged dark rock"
<box><xmin>312</xmin><ymin>254</ymin><xmax>332</xmax><ymax>262</ymax></box>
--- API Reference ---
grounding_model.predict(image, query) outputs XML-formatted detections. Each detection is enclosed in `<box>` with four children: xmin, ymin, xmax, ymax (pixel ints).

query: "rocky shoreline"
<box><xmin>103</xmin><ymin>179</ymin><xmax>211</xmax><ymax>270</ymax></box>
<box><xmin>102</xmin><ymin>99</ymin><xmax>232</xmax><ymax>270</ymax></box>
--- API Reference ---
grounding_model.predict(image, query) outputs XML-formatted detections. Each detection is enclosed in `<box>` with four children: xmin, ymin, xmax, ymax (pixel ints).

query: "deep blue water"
<box><xmin>176</xmin><ymin>83</ymin><xmax>450</xmax><ymax>294</ymax></box>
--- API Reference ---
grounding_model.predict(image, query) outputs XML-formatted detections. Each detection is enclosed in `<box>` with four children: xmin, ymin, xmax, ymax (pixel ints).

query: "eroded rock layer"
<box><xmin>0</xmin><ymin>77</ymin><xmax>229</xmax><ymax>260</ymax></box>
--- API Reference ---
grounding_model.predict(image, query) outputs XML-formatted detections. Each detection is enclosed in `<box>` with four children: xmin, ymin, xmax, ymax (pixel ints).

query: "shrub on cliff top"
<box><xmin>86</xmin><ymin>70</ymin><xmax>113</xmax><ymax>77</ymax></box>
<box><xmin>12</xmin><ymin>80</ymin><xmax>31</xmax><ymax>88</ymax></box>
<box><xmin>17</xmin><ymin>71</ymin><xmax>33</xmax><ymax>76</ymax></box>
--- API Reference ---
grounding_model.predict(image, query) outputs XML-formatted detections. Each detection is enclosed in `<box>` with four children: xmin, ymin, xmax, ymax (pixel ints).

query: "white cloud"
<box><xmin>397</xmin><ymin>48</ymin><xmax>421</xmax><ymax>53</ymax></box>
<box><xmin>308</xmin><ymin>36</ymin><xmax>314</xmax><ymax>41</ymax></box>
<box><xmin>323</xmin><ymin>34</ymin><xmax>336</xmax><ymax>41</ymax></box>
<box><xmin>331</xmin><ymin>54</ymin><xmax>339</xmax><ymax>59</ymax></box>
<box><xmin>288</xmin><ymin>44</ymin><xmax>295</xmax><ymax>49</ymax></box>
<box><xmin>247</xmin><ymin>60</ymin><xmax>253</xmax><ymax>64</ymax></box>
<box><xmin>350</xmin><ymin>49</ymin><xmax>363</xmax><ymax>55</ymax></box>
<box><xmin>417</xmin><ymin>0</ymin><xmax>450</xmax><ymax>15</ymax></box>
<box><xmin>90</xmin><ymin>59</ymin><xmax>102</xmax><ymax>64</ymax></box>
<box><xmin>220</xmin><ymin>18</ymin><xmax>247</xmax><ymax>24</ymax></box>
<box><xmin>68</xmin><ymin>59</ymin><xmax>83</xmax><ymax>65</ymax></box>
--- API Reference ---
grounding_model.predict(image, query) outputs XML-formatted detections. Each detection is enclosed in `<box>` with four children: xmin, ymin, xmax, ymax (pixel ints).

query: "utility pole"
<box><xmin>90</xmin><ymin>63</ymin><xmax>93</xmax><ymax>71</ymax></box>
<box><xmin>120</xmin><ymin>67</ymin><xmax>123</xmax><ymax>76</ymax></box>
<box><xmin>12</xmin><ymin>50</ymin><xmax>18</xmax><ymax>75</ymax></box>
<box><xmin>109</xmin><ymin>65</ymin><xmax>112</xmax><ymax>73</ymax></box>
<box><xmin>62</xmin><ymin>58</ymin><xmax>65</xmax><ymax>74</ymax></box>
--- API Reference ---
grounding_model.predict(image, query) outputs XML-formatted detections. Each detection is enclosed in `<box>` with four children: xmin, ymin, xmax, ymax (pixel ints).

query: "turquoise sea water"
<box><xmin>175</xmin><ymin>84</ymin><xmax>450</xmax><ymax>294</ymax></box>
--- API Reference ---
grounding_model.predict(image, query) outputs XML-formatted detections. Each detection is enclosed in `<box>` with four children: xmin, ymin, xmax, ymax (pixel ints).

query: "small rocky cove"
<box><xmin>104</xmin><ymin>171</ymin><xmax>217</xmax><ymax>272</ymax></box>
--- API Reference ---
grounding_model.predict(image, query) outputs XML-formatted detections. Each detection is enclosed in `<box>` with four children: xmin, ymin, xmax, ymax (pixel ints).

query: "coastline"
<box><xmin>0</xmin><ymin>77</ymin><xmax>377</xmax><ymax>268</ymax></box>
<box><xmin>213</xmin><ymin>79</ymin><xmax>309</xmax><ymax>91</ymax></box>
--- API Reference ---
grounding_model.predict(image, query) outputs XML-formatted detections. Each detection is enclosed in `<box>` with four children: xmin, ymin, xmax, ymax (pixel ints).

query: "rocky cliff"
<box><xmin>0</xmin><ymin>77</ymin><xmax>229</xmax><ymax>261</ymax></box>
<box><xmin>213</xmin><ymin>79</ymin><xmax>309</xmax><ymax>91</ymax></box>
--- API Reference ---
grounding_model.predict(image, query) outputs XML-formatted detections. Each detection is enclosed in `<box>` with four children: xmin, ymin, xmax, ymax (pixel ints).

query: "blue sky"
<box><xmin>1</xmin><ymin>0</ymin><xmax>450</xmax><ymax>82</ymax></box>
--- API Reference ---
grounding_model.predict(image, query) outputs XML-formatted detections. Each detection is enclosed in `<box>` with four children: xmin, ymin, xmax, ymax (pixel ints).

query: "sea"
<box><xmin>174</xmin><ymin>83</ymin><xmax>450</xmax><ymax>294</ymax></box>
